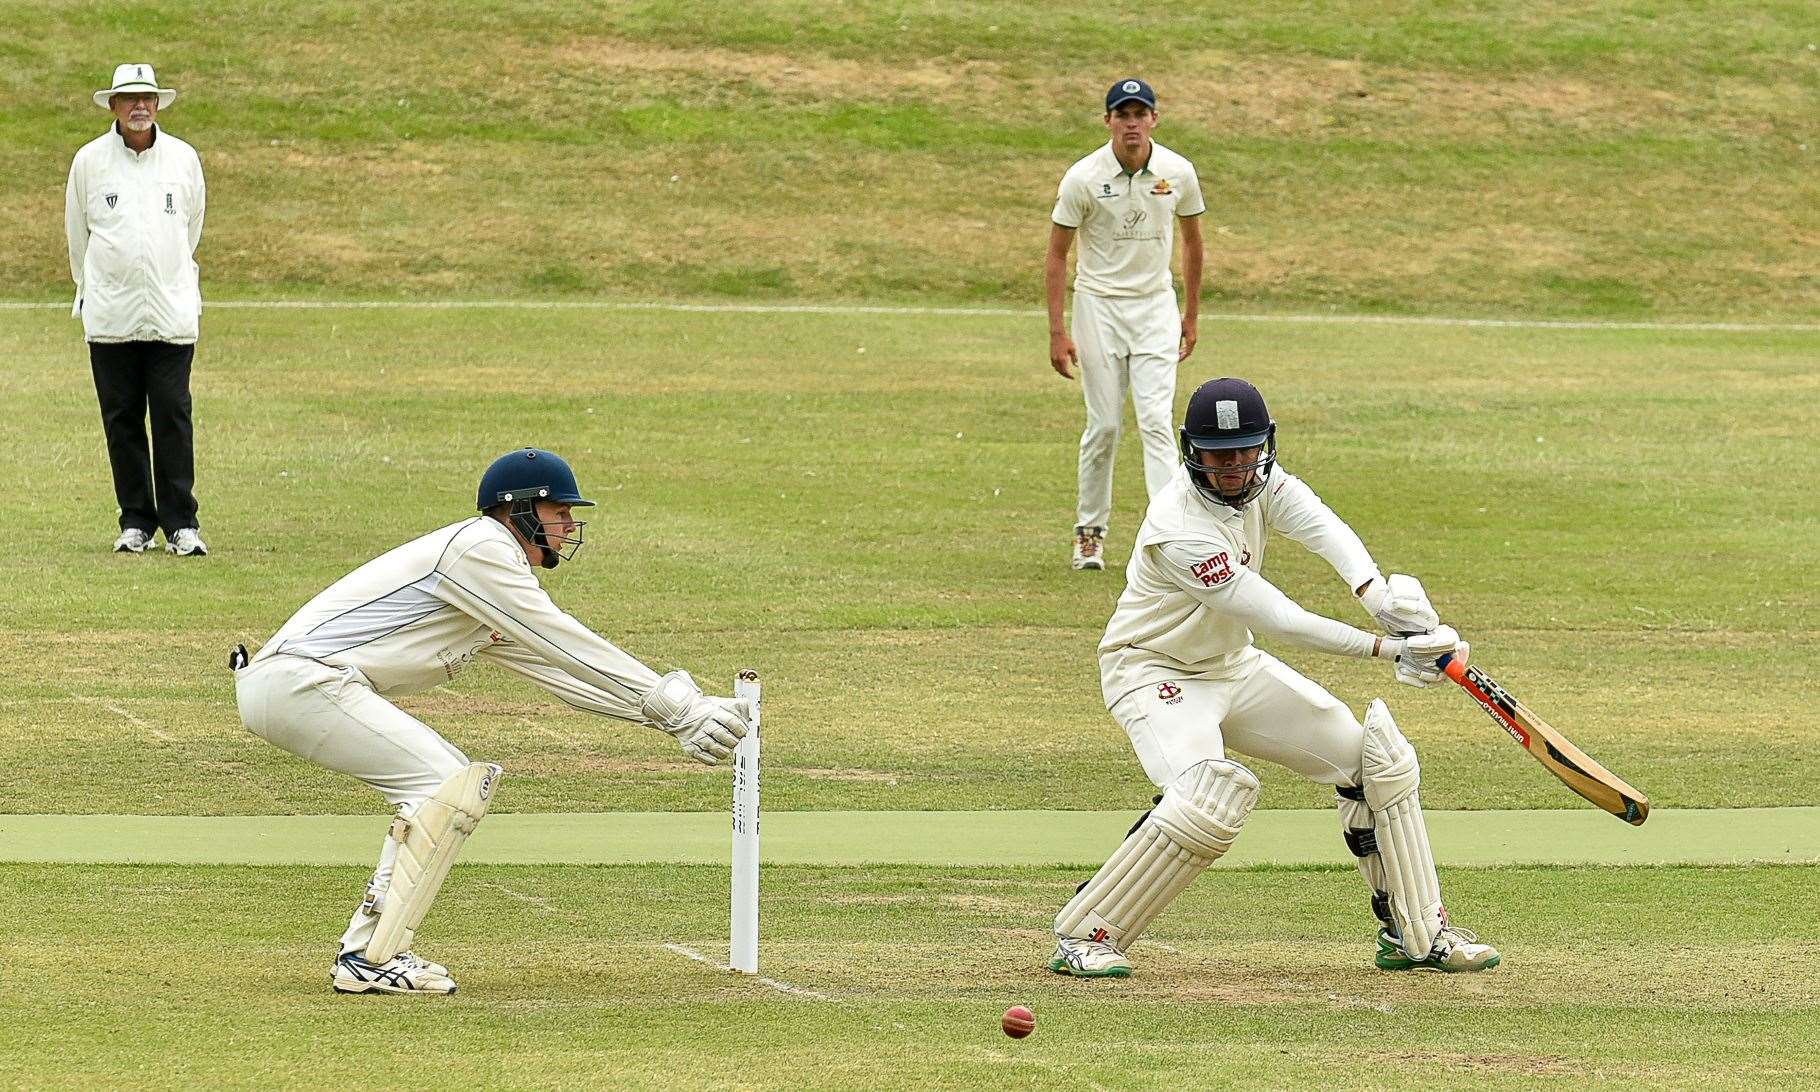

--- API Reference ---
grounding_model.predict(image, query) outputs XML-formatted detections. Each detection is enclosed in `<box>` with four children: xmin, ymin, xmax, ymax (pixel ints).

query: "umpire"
<box><xmin>65</xmin><ymin>63</ymin><xmax>209</xmax><ymax>556</ymax></box>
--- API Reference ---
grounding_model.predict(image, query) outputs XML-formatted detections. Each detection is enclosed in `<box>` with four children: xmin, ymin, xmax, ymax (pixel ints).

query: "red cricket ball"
<box><xmin>1001</xmin><ymin>1005</ymin><xmax>1036</xmax><ymax>1039</ymax></box>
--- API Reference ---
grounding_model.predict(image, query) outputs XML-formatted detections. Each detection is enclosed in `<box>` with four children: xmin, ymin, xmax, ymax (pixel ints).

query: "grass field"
<box><xmin>4</xmin><ymin>1</ymin><xmax>1818</xmax><ymax>1087</ymax></box>
<box><xmin>1</xmin><ymin>302</ymin><xmax>1815</xmax><ymax>1085</ymax></box>
<box><xmin>1</xmin><ymin>307</ymin><xmax>1813</xmax><ymax>815</ymax></box>
<box><xmin>3</xmin><ymin>0</ymin><xmax>1816</xmax><ymax>316</ymax></box>
<box><xmin>4</xmin><ymin>863</ymin><xmax>1817</xmax><ymax>1089</ymax></box>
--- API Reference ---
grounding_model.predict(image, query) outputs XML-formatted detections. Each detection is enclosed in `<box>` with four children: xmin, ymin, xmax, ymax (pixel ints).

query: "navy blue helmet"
<box><xmin>1178</xmin><ymin>378</ymin><xmax>1276</xmax><ymax>508</ymax></box>
<box><xmin>476</xmin><ymin>448</ymin><xmax>594</xmax><ymax>568</ymax></box>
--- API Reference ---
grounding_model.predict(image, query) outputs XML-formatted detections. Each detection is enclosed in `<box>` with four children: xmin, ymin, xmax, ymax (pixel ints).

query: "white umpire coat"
<box><xmin>65</xmin><ymin>124</ymin><xmax>205</xmax><ymax>344</ymax></box>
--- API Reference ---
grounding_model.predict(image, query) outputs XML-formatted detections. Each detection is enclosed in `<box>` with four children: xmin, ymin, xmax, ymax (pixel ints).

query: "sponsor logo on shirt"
<box><xmin>1157</xmin><ymin>681</ymin><xmax>1184</xmax><ymax>704</ymax></box>
<box><xmin>1151</xmin><ymin>178</ymin><xmax>1172</xmax><ymax>195</ymax></box>
<box><xmin>105</xmin><ymin>193</ymin><xmax>118</xmax><ymax>209</ymax></box>
<box><xmin>1191</xmin><ymin>552</ymin><xmax>1235</xmax><ymax>587</ymax></box>
<box><xmin>164</xmin><ymin>193</ymin><xmax>175</xmax><ymax>214</ymax></box>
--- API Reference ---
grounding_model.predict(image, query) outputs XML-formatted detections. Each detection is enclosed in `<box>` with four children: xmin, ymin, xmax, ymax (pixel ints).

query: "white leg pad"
<box><xmin>1361</xmin><ymin>700</ymin><xmax>1444</xmax><ymax>958</ymax></box>
<box><xmin>367</xmin><ymin>762</ymin><xmax>503</xmax><ymax>962</ymax></box>
<box><xmin>1055</xmin><ymin>759</ymin><xmax>1259</xmax><ymax>949</ymax></box>
<box><xmin>1336</xmin><ymin>791</ymin><xmax>1388</xmax><ymax>898</ymax></box>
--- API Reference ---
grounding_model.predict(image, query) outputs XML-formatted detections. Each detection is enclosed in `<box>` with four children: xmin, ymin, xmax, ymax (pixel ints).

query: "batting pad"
<box><xmin>1360</xmin><ymin>700</ymin><xmax>1444</xmax><ymax>958</ymax></box>
<box><xmin>368</xmin><ymin>762</ymin><xmax>503</xmax><ymax>963</ymax></box>
<box><xmin>1055</xmin><ymin>759</ymin><xmax>1259</xmax><ymax>950</ymax></box>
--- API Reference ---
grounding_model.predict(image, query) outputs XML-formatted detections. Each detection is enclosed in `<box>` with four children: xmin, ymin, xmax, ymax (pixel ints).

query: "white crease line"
<box><xmin>68</xmin><ymin>694</ymin><xmax>175</xmax><ymax>743</ymax></box>
<box><xmin>962</xmin><ymin>1043</ymin><xmax>1112</xmax><ymax>1092</ymax></box>
<box><xmin>662</xmin><ymin>943</ymin><xmax>830</xmax><ymax>999</ymax></box>
<box><xmin>1</xmin><ymin>298</ymin><xmax>1812</xmax><ymax>332</ymax></box>
<box><xmin>480</xmin><ymin>881</ymin><xmax>583</xmax><ymax>921</ymax></box>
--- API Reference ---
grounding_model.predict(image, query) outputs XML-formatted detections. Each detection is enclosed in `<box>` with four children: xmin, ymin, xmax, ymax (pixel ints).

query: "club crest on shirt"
<box><xmin>1157</xmin><ymin>681</ymin><xmax>1184</xmax><ymax>704</ymax></box>
<box><xmin>105</xmin><ymin>193</ymin><xmax>118</xmax><ymax>209</ymax></box>
<box><xmin>1191</xmin><ymin>552</ymin><xmax>1234</xmax><ymax>587</ymax></box>
<box><xmin>1151</xmin><ymin>178</ymin><xmax>1172</xmax><ymax>195</ymax></box>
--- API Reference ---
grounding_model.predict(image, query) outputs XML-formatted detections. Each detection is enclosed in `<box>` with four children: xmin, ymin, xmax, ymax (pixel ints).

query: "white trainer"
<box><xmin>1048</xmin><ymin>936</ymin><xmax>1132</xmax><ymax>978</ymax></box>
<box><xmin>1376</xmin><ymin>924</ymin><xmax>1501</xmax><ymax>972</ymax></box>
<box><xmin>1071</xmin><ymin>526</ymin><xmax>1106</xmax><ymax>572</ymax></box>
<box><xmin>166</xmin><ymin>528</ymin><xmax>208</xmax><ymax>557</ymax></box>
<box><xmin>399</xmin><ymin>950</ymin><xmax>449</xmax><ymax>977</ymax></box>
<box><xmin>113</xmin><ymin>528</ymin><xmax>155</xmax><ymax>554</ymax></box>
<box><xmin>331</xmin><ymin>950</ymin><xmax>457</xmax><ymax>994</ymax></box>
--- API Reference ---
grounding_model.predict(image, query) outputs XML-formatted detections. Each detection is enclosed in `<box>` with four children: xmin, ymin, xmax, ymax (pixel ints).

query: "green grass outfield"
<box><xmin>3</xmin><ymin>862</ymin><xmax>1816</xmax><ymax>1089</ymax></box>
<box><xmin>1</xmin><ymin>306</ymin><xmax>1813</xmax><ymax>815</ymax></box>
<box><xmin>4</xmin><ymin>0</ymin><xmax>1816</xmax><ymax>317</ymax></box>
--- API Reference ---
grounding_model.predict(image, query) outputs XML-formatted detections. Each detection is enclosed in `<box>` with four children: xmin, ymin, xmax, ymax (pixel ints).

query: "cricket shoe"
<box><xmin>1071</xmin><ymin>526</ymin><xmax>1106</xmax><ymax>572</ymax></box>
<box><xmin>399</xmin><ymin>950</ymin><xmax>449</xmax><ymax>977</ymax></box>
<box><xmin>166</xmin><ymin>527</ymin><xmax>208</xmax><ymax>556</ymax></box>
<box><xmin>331</xmin><ymin>950</ymin><xmax>457</xmax><ymax>994</ymax></box>
<box><xmin>1049</xmin><ymin>936</ymin><xmax>1132</xmax><ymax>978</ymax></box>
<box><xmin>1375</xmin><ymin>925</ymin><xmax>1501</xmax><ymax>972</ymax></box>
<box><xmin>113</xmin><ymin>528</ymin><xmax>155</xmax><ymax>553</ymax></box>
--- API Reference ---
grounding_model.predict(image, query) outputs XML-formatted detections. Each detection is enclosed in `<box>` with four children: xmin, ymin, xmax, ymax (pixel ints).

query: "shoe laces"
<box><xmin>1437</xmin><ymin>925</ymin><xmax>1480</xmax><ymax>946</ymax></box>
<box><xmin>1075</xmin><ymin>531</ymin><xmax>1103</xmax><ymax>558</ymax></box>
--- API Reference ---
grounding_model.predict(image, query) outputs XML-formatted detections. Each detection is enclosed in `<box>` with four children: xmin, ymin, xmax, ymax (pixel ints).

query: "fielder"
<box><xmin>1049</xmin><ymin>378</ymin><xmax>1501</xmax><ymax>977</ymax></box>
<box><xmin>234</xmin><ymin>448</ymin><xmax>754</xmax><ymax>995</ymax></box>
<box><xmin>1046</xmin><ymin>78</ymin><xmax>1205</xmax><ymax>572</ymax></box>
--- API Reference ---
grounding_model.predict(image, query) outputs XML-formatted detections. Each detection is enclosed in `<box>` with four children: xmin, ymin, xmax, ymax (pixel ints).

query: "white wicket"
<box><xmin>730</xmin><ymin>669</ymin><xmax>762</xmax><ymax>974</ymax></box>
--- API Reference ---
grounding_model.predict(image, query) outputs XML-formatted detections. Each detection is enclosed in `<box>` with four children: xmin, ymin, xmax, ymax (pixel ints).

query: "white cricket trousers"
<box><xmin>1112</xmin><ymin>651</ymin><xmax>1366</xmax><ymax>790</ymax></box>
<box><xmin>235</xmin><ymin>653</ymin><xmax>471</xmax><ymax>955</ymax></box>
<box><xmin>1073</xmin><ymin>287</ymin><xmax>1181</xmax><ymax>531</ymax></box>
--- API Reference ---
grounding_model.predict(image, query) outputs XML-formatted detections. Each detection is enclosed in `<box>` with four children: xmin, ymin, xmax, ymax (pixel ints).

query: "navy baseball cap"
<box><xmin>1106</xmin><ymin>78</ymin><xmax>1156</xmax><ymax>112</ymax></box>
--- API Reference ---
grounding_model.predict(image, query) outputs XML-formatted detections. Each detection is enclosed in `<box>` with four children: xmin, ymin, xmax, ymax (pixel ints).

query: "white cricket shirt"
<box><xmin>1052</xmin><ymin>140</ymin><xmax>1205</xmax><ymax>298</ymax></box>
<box><xmin>65</xmin><ymin>124</ymin><xmax>206</xmax><ymax>343</ymax></box>
<box><xmin>253</xmin><ymin>517</ymin><xmax>660</xmax><ymax>723</ymax></box>
<box><xmin>1099</xmin><ymin>463</ymin><xmax>1386</xmax><ymax>705</ymax></box>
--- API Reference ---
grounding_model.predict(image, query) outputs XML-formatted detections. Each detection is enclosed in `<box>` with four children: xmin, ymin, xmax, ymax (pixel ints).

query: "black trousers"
<box><xmin>89</xmin><ymin>340</ymin><xmax>199</xmax><ymax>535</ymax></box>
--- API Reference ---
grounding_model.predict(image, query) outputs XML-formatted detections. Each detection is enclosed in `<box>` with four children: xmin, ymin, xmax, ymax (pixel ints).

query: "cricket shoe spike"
<box><xmin>331</xmin><ymin>949</ymin><xmax>457</xmax><ymax>994</ymax></box>
<box><xmin>1049</xmin><ymin>936</ymin><xmax>1132</xmax><ymax>978</ymax></box>
<box><xmin>1375</xmin><ymin>924</ymin><xmax>1501</xmax><ymax>972</ymax></box>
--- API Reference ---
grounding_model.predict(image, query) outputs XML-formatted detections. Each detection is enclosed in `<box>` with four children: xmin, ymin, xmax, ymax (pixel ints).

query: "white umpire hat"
<box><xmin>94</xmin><ymin>63</ymin><xmax>176</xmax><ymax>109</ymax></box>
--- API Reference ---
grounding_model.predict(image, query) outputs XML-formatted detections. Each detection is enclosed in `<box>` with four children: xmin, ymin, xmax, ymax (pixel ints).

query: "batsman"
<box><xmin>1050</xmin><ymin>378</ymin><xmax>1500</xmax><ymax>978</ymax></box>
<box><xmin>233</xmin><ymin>448</ymin><xmax>755</xmax><ymax>995</ymax></box>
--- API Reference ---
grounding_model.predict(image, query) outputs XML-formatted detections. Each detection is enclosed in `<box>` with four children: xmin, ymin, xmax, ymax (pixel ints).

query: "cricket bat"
<box><xmin>1437</xmin><ymin>652</ymin><xmax>1649</xmax><ymax>826</ymax></box>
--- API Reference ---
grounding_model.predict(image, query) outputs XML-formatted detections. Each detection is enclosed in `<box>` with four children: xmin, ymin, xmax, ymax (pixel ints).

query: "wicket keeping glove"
<box><xmin>641</xmin><ymin>670</ymin><xmax>753</xmax><ymax>765</ymax></box>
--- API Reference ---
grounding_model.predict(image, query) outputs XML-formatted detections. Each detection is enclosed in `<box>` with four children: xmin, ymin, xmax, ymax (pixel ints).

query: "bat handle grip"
<box><xmin>1435</xmin><ymin>651</ymin><xmax>1468</xmax><ymax>682</ymax></box>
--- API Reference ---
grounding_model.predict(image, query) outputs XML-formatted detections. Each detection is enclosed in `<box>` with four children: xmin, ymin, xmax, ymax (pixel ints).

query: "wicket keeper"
<box><xmin>234</xmin><ymin>448</ymin><xmax>754</xmax><ymax>994</ymax></box>
<box><xmin>1049</xmin><ymin>378</ymin><xmax>1501</xmax><ymax>977</ymax></box>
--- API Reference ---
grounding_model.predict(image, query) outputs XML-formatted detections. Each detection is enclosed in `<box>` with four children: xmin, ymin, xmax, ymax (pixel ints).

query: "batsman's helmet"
<box><xmin>477</xmin><ymin>448</ymin><xmax>595</xmax><ymax>568</ymax></box>
<box><xmin>1179</xmin><ymin>377</ymin><xmax>1276</xmax><ymax>508</ymax></box>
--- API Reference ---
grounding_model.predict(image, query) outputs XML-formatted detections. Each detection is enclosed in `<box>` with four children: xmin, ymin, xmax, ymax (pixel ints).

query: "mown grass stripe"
<box><xmin>4</xmin><ymin>298</ymin><xmax>1817</xmax><ymax>331</ymax></box>
<box><xmin>2</xmin><ymin>808</ymin><xmax>1813</xmax><ymax>867</ymax></box>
